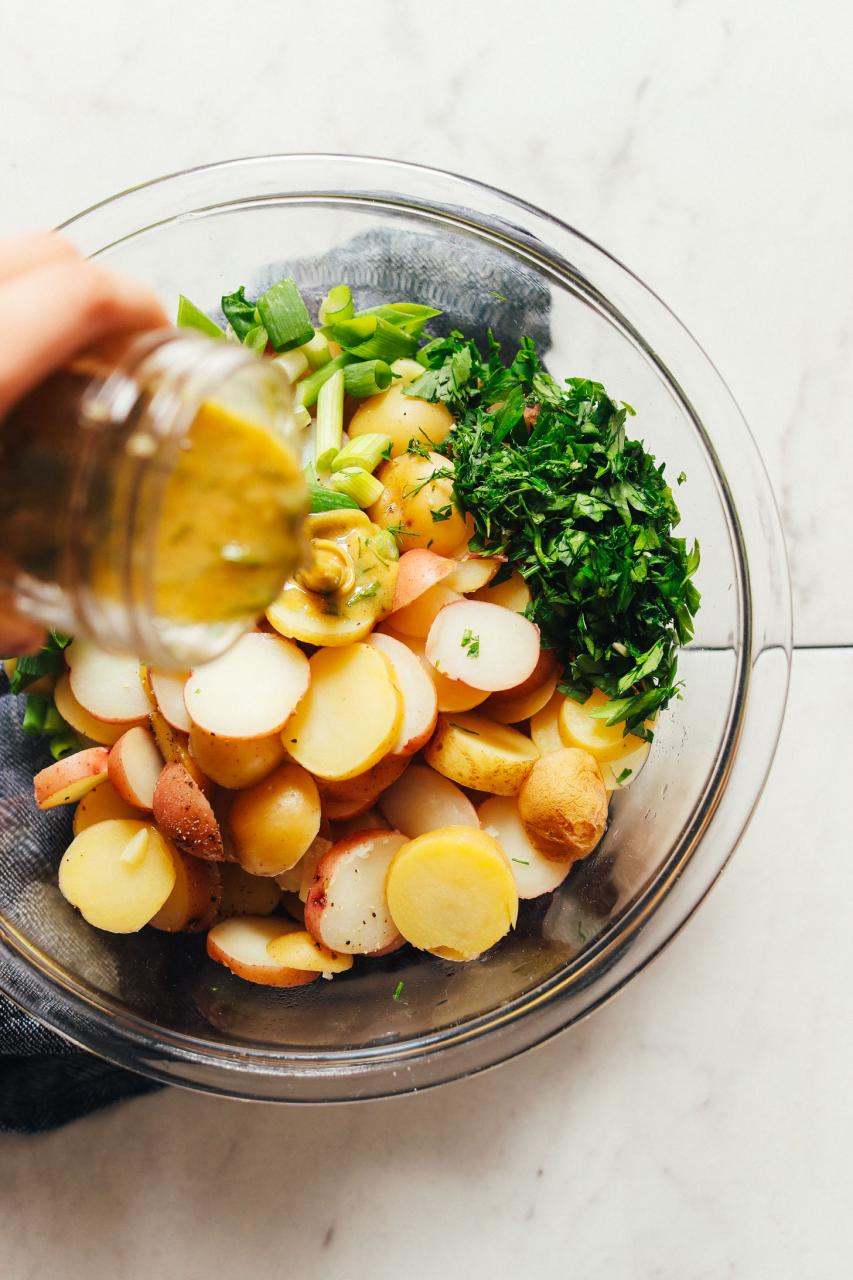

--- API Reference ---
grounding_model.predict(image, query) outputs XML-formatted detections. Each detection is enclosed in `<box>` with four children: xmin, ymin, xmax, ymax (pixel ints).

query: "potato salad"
<box><xmin>7</xmin><ymin>278</ymin><xmax>700</xmax><ymax>990</ymax></box>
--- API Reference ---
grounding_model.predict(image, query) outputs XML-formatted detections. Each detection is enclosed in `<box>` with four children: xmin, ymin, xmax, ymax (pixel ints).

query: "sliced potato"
<box><xmin>66</xmin><ymin>640</ymin><xmax>149</xmax><ymax>724</ymax></box>
<box><xmin>333</xmin><ymin>808</ymin><xmax>391</xmax><ymax>840</ymax></box>
<box><xmin>424</xmin><ymin>714</ymin><xmax>540</xmax><ymax>796</ymax></box>
<box><xmin>390</xmin><ymin>583</ymin><xmax>461</xmax><ymax>638</ymax></box>
<box><xmin>266</xmin><ymin>929</ymin><xmax>353</xmax><ymax>975</ymax></box>
<box><xmin>471</xmin><ymin>571</ymin><xmax>531</xmax><ymax>613</ymax></box>
<box><xmin>530</xmin><ymin>691</ymin><xmax>565</xmax><ymax>754</ymax></box>
<box><xmin>267</xmin><ymin>583</ymin><xmax>374</xmax><ymax>647</ymax></box>
<box><xmin>490</xmin><ymin>648</ymin><xmax>559</xmax><ymax>703</ymax></box>
<box><xmin>185</xmin><ymin>632</ymin><xmax>309</xmax><ymax>740</ymax></box>
<box><xmin>517</xmin><ymin>748</ymin><xmax>608</xmax><ymax>861</ymax></box>
<box><xmin>442</xmin><ymin>557</ymin><xmax>501</xmax><ymax>594</ymax></box>
<box><xmin>149</xmin><ymin>669</ymin><xmax>192</xmax><ymax>732</ymax></box>
<box><xmin>426</xmin><ymin>600</ymin><xmax>540</xmax><ymax>692</ymax></box>
<box><xmin>188</xmin><ymin>723</ymin><xmax>287</xmax><ymax>791</ymax></box>
<box><xmin>478</xmin><ymin>796</ymin><xmax>573</xmax><ymax>899</ymax></box>
<box><xmin>206</xmin><ymin>916</ymin><xmax>318</xmax><ymax>988</ymax></box>
<box><xmin>54</xmin><ymin>673</ymin><xmax>125</xmax><ymax>746</ymax></box>
<box><xmin>285</xmin><ymin>644</ymin><xmax>402</xmax><ymax>781</ymax></box>
<box><xmin>386</xmin><ymin>826</ymin><xmax>518</xmax><ymax>961</ymax></box>
<box><xmin>305</xmin><ymin>830</ymin><xmax>408</xmax><ymax>955</ymax></box>
<box><xmin>379</xmin><ymin>764</ymin><xmax>479</xmax><ymax>839</ymax></box>
<box><xmin>367</xmin><ymin>632</ymin><xmax>437</xmax><ymax>756</ymax></box>
<box><xmin>147</xmin><ymin>706</ymin><xmax>212</xmax><ymax>797</ymax></box>
<box><xmin>318</xmin><ymin>754</ymin><xmax>409</xmax><ymax>822</ymax></box>
<box><xmin>391</xmin><ymin>549</ymin><xmax>455</xmax><ymax>613</ymax></box>
<box><xmin>298</xmin><ymin>835</ymin><xmax>332</xmax><ymax>903</ymax></box>
<box><xmin>599</xmin><ymin>739</ymin><xmax>651</xmax><ymax>791</ymax></box>
<box><xmin>34</xmin><ymin>747</ymin><xmax>109</xmax><ymax>810</ymax></box>
<box><xmin>58</xmin><ymin>819</ymin><xmax>177</xmax><ymax>933</ymax></box>
<box><xmin>348</xmin><ymin>381</ymin><xmax>454</xmax><ymax>457</ymax></box>
<box><xmin>377</xmin><ymin>627</ymin><xmax>488</xmax><ymax>712</ymax></box>
<box><xmin>219</xmin><ymin>861</ymin><xmax>282</xmax><ymax>918</ymax></box>
<box><xmin>557</xmin><ymin>688</ymin><xmax>649</xmax><ymax>762</ymax></box>
<box><xmin>150</xmin><ymin>848</ymin><xmax>221</xmax><ymax>932</ymax></box>
<box><xmin>153</xmin><ymin>762</ymin><xmax>225</xmax><ymax>862</ymax></box>
<box><xmin>107</xmin><ymin>726</ymin><xmax>163</xmax><ymax>811</ymax></box>
<box><xmin>228</xmin><ymin>762</ymin><xmax>321</xmax><ymax>876</ymax></box>
<box><xmin>73</xmin><ymin>780</ymin><xmax>139</xmax><ymax>834</ymax></box>
<box><xmin>369</xmin><ymin>452</ymin><xmax>467</xmax><ymax>556</ymax></box>
<box><xmin>484</xmin><ymin>674</ymin><xmax>558</xmax><ymax>725</ymax></box>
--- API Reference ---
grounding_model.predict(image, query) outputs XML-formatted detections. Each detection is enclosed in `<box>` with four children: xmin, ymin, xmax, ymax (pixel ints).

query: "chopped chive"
<box><xmin>347</xmin><ymin>582</ymin><xmax>381</xmax><ymax>606</ymax></box>
<box><xmin>314</xmin><ymin>369</ymin><xmax>345</xmax><ymax>472</ymax></box>
<box><xmin>299</xmin><ymin>332</ymin><xmax>331</xmax><ymax>371</ymax></box>
<box><xmin>176</xmin><ymin>295</ymin><xmax>225</xmax><ymax>339</ymax></box>
<box><xmin>511</xmin><ymin>858</ymin><xmax>530</xmax><ymax>866</ymax></box>
<box><xmin>329</xmin><ymin>467</ymin><xmax>384</xmax><ymax>509</ymax></box>
<box><xmin>319</xmin><ymin>285</ymin><xmax>354</xmax><ymax>327</ymax></box>
<box><xmin>272</xmin><ymin>349</ymin><xmax>309</xmax><ymax>382</ymax></box>
<box><xmin>257</xmin><ymin>277</ymin><xmax>314</xmax><ymax>352</ymax></box>
<box><xmin>308</xmin><ymin>484</ymin><xmax>359</xmax><ymax>513</ymax></box>
<box><xmin>392</xmin><ymin>980</ymin><xmax>405</xmax><ymax>1001</ymax></box>
<box><xmin>460</xmin><ymin>629</ymin><xmax>480</xmax><ymax>658</ymax></box>
<box><xmin>343</xmin><ymin>359</ymin><xmax>394</xmax><ymax>398</ymax></box>
<box><xmin>331</xmin><ymin>433</ymin><xmax>393</xmax><ymax>474</ymax></box>
<box><xmin>297</xmin><ymin>353</ymin><xmax>353</xmax><ymax>408</ymax></box>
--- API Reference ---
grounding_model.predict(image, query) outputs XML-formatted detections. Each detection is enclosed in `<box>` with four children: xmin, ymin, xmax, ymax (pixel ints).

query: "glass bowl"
<box><xmin>0</xmin><ymin>155</ymin><xmax>791</xmax><ymax>1101</ymax></box>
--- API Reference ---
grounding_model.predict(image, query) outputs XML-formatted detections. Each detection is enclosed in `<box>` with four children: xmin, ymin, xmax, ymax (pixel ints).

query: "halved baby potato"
<box><xmin>185</xmin><ymin>632</ymin><xmax>309</xmax><ymax>740</ymax></box>
<box><xmin>385</xmin><ymin>826</ymin><xmax>518</xmax><ymax>961</ymax></box>
<box><xmin>153</xmin><ymin>762</ymin><xmax>225</xmax><ymax>862</ymax></box>
<box><xmin>442</xmin><ymin>557</ymin><xmax>501</xmax><ymax>594</ymax></box>
<box><xmin>305</xmin><ymin>829</ymin><xmax>408</xmax><ymax>955</ymax></box>
<box><xmin>266</xmin><ymin>929</ymin><xmax>353</xmax><ymax>975</ymax></box>
<box><xmin>378</xmin><ymin>764</ymin><xmax>479</xmax><ymax>839</ymax></box>
<box><xmin>389</xmin><ymin>583</ymin><xmax>461</xmax><ymax>638</ymax></box>
<box><xmin>425</xmin><ymin>714</ymin><xmax>540</xmax><ymax>796</ymax></box>
<box><xmin>53</xmin><ymin>673</ymin><xmax>125</xmax><ymax>746</ymax></box>
<box><xmin>318</xmin><ymin>754</ymin><xmax>409</xmax><ymax>822</ymax></box>
<box><xmin>471</xmin><ymin>570</ymin><xmax>531</xmax><ymax>614</ymax></box>
<box><xmin>484</xmin><ymin>674</ymin><xmax>558</xmax><ymax>725</ymax></box>
<box><xmin>150</xmin><ymin>848</ymin><xmax>221</xmax><ymax>933</ymax></box>
<box><xmin>517</xmin><ymin>748</ymin><xmax>608</xmax><ymax>861</ymax></box>
<box><xmin>369</xmin><ymin>451</ymin><xmax>468</xmax><ymax>556</ymax></box>
<box><xmin>285</xmin><ymin>644</ymin><xmax>402</xmax><ymax>781</ymax></box>
<box><xmin>348</xmin><ymin>381</ymin><xmax>455</xmax><ymax>457</ymax></box>
<box><xmin>149</xmin><ymin>669</ymin><xmax>192</xmax><ymax>733</ymax></box>
<box><xmin>73</xmin><ymin>779</ymin><xmax>139</xmax><ymax>834</ymax></box>
<box><xmin>107</xmin><ymin>726</ymin><xmax>163</xmax><ymax>811</ymax></box>
<box><xmin>66</xmin><ymin>640</ymin><xmax>149</xmax><ymax>724</ymax></box>
<box><xmin>228</xmin><ymin>762</ymin><xmax>321</xmax><ymax>877</ymax></box>
<box><xmin>366</xmin><ymin>632</ymin><xmax>437</xmax><ymax>756</ymax></box>
<box><xmin>425</xmin><ymin>600</ymin><xmax>540</xmax><ymax>692</ymax></box>
<box><xmin>58</xmin><ymin>818</ymin><xmax>177</xmax><ymax>933</ymax></box>
<box><xmin>530</xmin><ymin>690</ymin><xmax>565</xmax><ymax>754</ymax></box>
<box><xmin>557</xmin><ymin>688</ymin><xmax>649</xmax><ymax>762</ymax></box>
<box><xmin>206</xmin><ymin>917</ymin><xmax>318</xmax><ymax>988</ymax></box>
<box><xmin>391</xmin><ymin>549</ymin><xmax>455</xmax><ymax>614</ymax></box>
<box><xmin>34</xmin><ymin>747</ymin><xmax>109</xmax><ymax>810</ymax></box>
<box><xmin>188</xmin><ymin>723</ymin><xmax>287</xmax><ymax>790</ymax></box>
<box><xmin>478</xmin><ymin>796</ymin><xmax>573</xmax><ymax>899</ymax></box>
<box><xmin>377</xmin><ymin>627</ymin><xmax>488</xmax><ymax>713</ymax></box>
<box><xmin>219</xmin><ymin>861</ymin><xmax>282</xmax><ymax>918</ymax></box>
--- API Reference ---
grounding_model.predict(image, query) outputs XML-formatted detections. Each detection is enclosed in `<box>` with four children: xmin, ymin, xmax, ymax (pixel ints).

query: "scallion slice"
<box><xmin>297</xmin><ymin>353</ymin><xmax>353</xmax><ymax>408</ymax></box>
<box><xmin>300</xmin><ymin>332</ymin><xmax>331</xmax><ymax>371</ymax></box>
<box><xmin>272</xmin><ymin>349</ymin><xmax>309</xmax><ymax>382</ymax></box>
<box><xmin>308</xmin><ymin>483</ymin><xmax>360</xmax><ymax>512</ymax></box>
<box><xmin>328</xmin><ymin>316</ymin><xmax>418</xmax><ymax>363</ymax></box>
<box><xmin>176</xmin><ymin>295</ymin><xmax>225</xmax><ymax>339</ymax></box>
<box><xmin>329</xmin><ymin>467</ymin><xmax>384</xmax><ymax>509</ymax></box>
<box><xmin>318</xmin><ymin>285</ymin><xmax>354</xmax><ymax>327</ymax></box>
<box><xmin>314</xmin><ymin>369</ymin><xmax>345</xmax><ymax>472</ymax></box>
<box><xmin>357</xmin><ymin>302</ymin><xmax>440</xmax><ymax>337</ymax></box>
<box><xmin>293</xmin><ymin>404</ymin><xmax>312</xmax><ymax>431</ymax></box>
<box><xmin>49</xmin><ymin>731</ymin><xmax>81</xmax><ymax>761</ymax></box>
<box><xmin>343</xmin><ymin>359</ymin><xmax>394</xmax><ymax>398</ymax></box>
<box><xmin>331</xmin><ymin>432</ymin><xmax>392</xmax><ymax>474</ymax></box>
<box><xmin>221</xmin><ymin>286</ymin><xmax>258</xmax><ymax>340</ymax></box>
<box><xmin>22</xmin><ymin>694</ymin><xmax>49</xmax><ymax>735</ymax></box>
<box><xmin>257</xmin><ymin>277</ymin><xmax>315</xmax><ymax>352</ymax></box>
<box><xmin>243</xmin><ymin>325</ymin><xmax>269</xmax><ymax>354</ymax></box>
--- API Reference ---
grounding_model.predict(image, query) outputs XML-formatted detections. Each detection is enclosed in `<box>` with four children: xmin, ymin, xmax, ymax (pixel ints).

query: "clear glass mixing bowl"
<box><xmin>0</xmin><ymin>155</ymin><xmax>791</xmax><ymax>1101</ymax></box>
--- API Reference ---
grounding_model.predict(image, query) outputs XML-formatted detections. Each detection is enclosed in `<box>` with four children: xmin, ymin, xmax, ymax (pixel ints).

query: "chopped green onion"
<box><xmin>257</xmin><ymin>277</ymin><xmax>314</xmax><ymax>352</ymax></box>
<box><xmin>331</xmin><ymin>432</ymin><xmax>392</xmax><ymax>474</ymax></box>
<box><xmin>176</xmin><ymin>295</ymin><xmax>225</xmax><ymax>339</ymax></box>
<box><xmin>49</xmin><ymin>630</ymin><xmax>71</xmax><ymax>650</ymax></box>
<box><xmin>294</xmin><ymin>404</ymin><xmax>312</xmax><ymax>431</ymax></box>
<box><xmin>371</xmin><ymin>529</ymin><xmax>399</xmax><ymax>561</ymax></box>
<box><xmin>272</xmin><ymin>349</ymin><xmax>309</xmax><ymax>382</ymax></box>
<box><xmin>328</xmin><ymin>315</ymin><xmax>418</xmax><ymax>363</ymax></box>
<box><xmin>314</xmin><ymin>369</ymin><xmax>345</xmax><ymax>472</ymax></box>
<box><xmin>318</xmin><ymin>284</ymin><xmax>354</xmax><ymax>327</ymax></box>
<box><xmin>10</xmin><ymin>646</ymin><xmax>63</xmax><ymax>694</ymax></box>
<box><xmin>42</xmin><ymin>703</ymin><xmax>66</xmax><ymax>735</ymax></box>
<box><xmin>49</xmin><ymin>731</ymin><xmax>81</xmax><ymax>761</ymax></box>
<box><xmin>357</xmin><ymin>302</ymin><xmax>440</xmax><ymax>337</ymax></box>
<box><xmin>221</xmin><ymin>286</ymin><xmax>258</xmax><ymax>340</ymax></box>
<box><xmin>308</xmin><ymin>483</ymin><xmax>359</xmax><ymax>512</ymax></box>
<box><xmin>329</xmin><ymin>467</ymin><xmax>384</xmax><ymax>508</ymax></box>
<box><xmin>22</xmin><ymin>694</ymin><xmax>49</xmax><ymax>734</ymax></box>
<box><xmin>296</xmin><ymin>353</ymin><xmax>353</xmax><ymax>409</ymax></box>
<box><xmin>390</xmin><ymin>357</ymin><xmax>426</xmax><ymax>386</ymax></box>
<box><xmin>300</xmin><ymin>332</ymin><xmax>331</xmax><ymax>371</ymax></box>
<box><xmin>343</xmin><ymin>359</ymin><xmax>394</xmax><ymax>398</ymax></box>
<box><xmin>243</xmin><ymin>325</ymin><xmax>268</xmax><ymax>354</ymax></box>
<box><xmin>392</xmin><ymin>980</ymin><xmax>405</xmax><ymax>1001</ymax></box>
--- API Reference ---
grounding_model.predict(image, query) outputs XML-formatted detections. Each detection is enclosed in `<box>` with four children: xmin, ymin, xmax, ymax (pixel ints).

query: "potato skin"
<box><xmin>348</xmin><ymin>382</ymin><xmax>455</xmax><ymax>458</ymax></box>
<box><xmin>517</xmin><ymin>748</ymin><xmax>608</xmax><ymax>861</ymax></box>
<box><xmin>189</xmin><ymin>724</ymin><xmax>287</xmax><ymax>790</ymax></box>
<box><xmin>369</xmin><ymin>452</ymin><xmax>467</xmax><ymax>556</ymax></box>
<box><xmin>228</xmin><ymin>762</ymin><xmax>321</xmax><ymax>876</ymax></box>
<box><xmin>424</xmin><ymin>714</ymin><xmax>539</xmax><ymax>796</ymax></box>
<box><xmin>152</xmin><ymin>763</ymin><xmax>226</xmax><ymax>862</ymax></box>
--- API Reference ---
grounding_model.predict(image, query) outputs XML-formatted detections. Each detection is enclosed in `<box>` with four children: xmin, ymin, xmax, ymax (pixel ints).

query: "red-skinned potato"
<box><xmin>218</xmin><ymin>861</ymin><xmax>282</xmax><ymax>918</ymax></box>
<box><xmin>484</xmin><ymin>674</ymin><xmax>559</xmax><ymax>725</ymax></box>
<box><xmin>228</xmin><ymin>762</ymin><xmax>321</xmax><ymax>877</ymax></box>
<box><xmin>490</xmin><ymin>648</ymin><xmax>559</xmax><ymax>703</ymax></box>
<box><xmin>318</xmin><ymin>754</ymin><xmax>409</xmax><ymax>822</ymax></box>
<box><xmin>66</xmin><ymin>640</ymin><xmax>149</xmax><ymax>724</ymax></box>
<box><xmin>147</xmin><ymin>706</ymin><xmax>213</xmax><ymax>798</ymax></box>
<box><xmin>305</xmin><ymin>829</ymin><xmax>408</xmax><ymax>955</ymax></box>
<box><xmin>390</xmin><ymin>549</ymin><xmax>455</xmax><ymax>614</ymax></box>
<box><xmin>149</xmin><ymin>849</ymin><xmax>221</xmax><ymax>932</ymax></box>
<box><xmin>149</xmin><ymin>669</ymin><xmax>192</xmax><ymax>732</ymax></box>
<box><xmin>153</xmin><ymin>762</ymin><xmax>225</xmax><ymax>861</ymax></box>
<box><xmin>34</xmin><ymin>747</ymin><xmax>109</xmax><ymax>810</ymax></box>
<box><xmin>53</xmin><ymin>673</ymin><xmax>125</xmax><ymax>746</ymax></box>
<box><xmin>107</xmin><ymin>726</ymin><xmax>164</xmax><ymax>811</ymax></box>
<box><xmin>442</xmin><ymin>557</ymin><xmax>501</xmax><ymax>594</ymax></box>
<box><xmin>73</xmin><ymin>780</ymin><xmax>139</xmax><ymax>834</ymax></box>
<box><xmin>206</xmin><ymin>916</ymin><xmax>318</xmax><ymax>988</ymax></box>
<box><xmin>425</xmin><ymin>600</ymin><xmax>540</xmax><ymax>692</ymax></box>
<box><xmin>378</xmin><ymin>764</ymin><xmax>479</xmax><ymax>839</ymax></box>
<box><xmin>185</xmin><ymin>632</ymin><xmax>309</xmax><ymax>740</ymax></box>
<box><xmin>188</xmin><ymin>723</ymin><xmax>288</xmax><ymax>790</ymax></box>
<box><xmin>366</xmin><ymin>632</ymin><xmax>437</xmax><ymax>757</ymax></box>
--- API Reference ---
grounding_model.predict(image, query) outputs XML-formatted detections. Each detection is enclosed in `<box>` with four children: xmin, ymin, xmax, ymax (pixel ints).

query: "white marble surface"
<box><xmin>1</xmin><ymin>1</ymin><xmax>852</xmax><ymax>1276</ymax></box>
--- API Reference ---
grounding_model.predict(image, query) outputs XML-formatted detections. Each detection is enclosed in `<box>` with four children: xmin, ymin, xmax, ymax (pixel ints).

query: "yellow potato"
<box><xmin>150</xmin><ymin>849</ymin><xmax>220</xmax><ymax>932</ymax></box>
<box><xmin>266</xmin><ymin>929</ymin><xmax>353</xmax><ymax>974</ymax></box>
<box><xmin>73</xmin><ymin>780</ymin><xmax>139</xmax><ymax>835</ymax></box>
<box><xmin>557</xmin><ymin>688</ymin><xmax>648</xmax><ymax>762</ymax></box>
<box><xmin>285</xmin><ymin>644</ymin><xmax>402</xmax><ymax>781</ymax></box>
<box><xmin>390</xmin><ymin>583</ymin><xmax>460</xmax><ymax>638</ymax></box>
<box><xmin>471</xmin><ymin>571</ymin><xmax>531</xmax><ymax>613</ymax></box>
<box><xmin>377</xmin><ymin>627</ymin><xmax>488</xmax><ymax>711</ymax></box>
<box><xmin>58</xmin><ymin>819</ymin><xmax>177</xmax><ymax>933</ymax></box>
<box><xmin>228</xmin><ymin>762</ymin><xmax>321</xmax><ymax>876</ymax></box>
<box><xmin>218</xmin><ymin>861</ymin><xmax>282</xmax><ymax>918</ymax></box>
<box><xmin>189</xmin><ymin>723</ymin><xmax>287</xmax><ymax>790</ymax></box>
<box><xmin>267</xmin><ymin>585</ymin><xmax>374</xmax><ymax>646</ymax></box>
<box><xmin>518</xmin><ymin>748</ymin><xmax>608</xmax><ymax>861</ymax></box>
<box><xmin>54</xmin><ymin>673</ymin><xmax>125</xmax><ymax>746</ymax></box>
<box><xmin>369</xmin><ymin>452</ymin><xmax>467</xmax><ymax>555</ymax></box>
<box><xmin>530</xmin><ymin>691</ymin><xmax>565</xmax><ymax>753</ymax></box>
<box><xmin>348</xmin><ymin>381</ymin><xmax>454</xmax><ymax>458</ymax></box>
<box><xmin>386</xmin><ymin>826</ymin><xmax>518</xmax><ymax>961</ymax></box>
<box><xmin>484</xmin><ymin>674</ymin><xmax>558</xmax><ymax>725</ymax></box>
<box><xmin>424</xmin><ymin>714</ymin><xmax>540</xmax><ymax>796</ymax></box>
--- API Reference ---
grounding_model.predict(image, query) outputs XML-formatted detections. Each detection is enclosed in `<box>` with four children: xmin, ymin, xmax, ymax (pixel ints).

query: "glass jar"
<box><xmin>0</xmin><ymin>329</ymin><xmax>306</xmax><ymax>667</ymax></box>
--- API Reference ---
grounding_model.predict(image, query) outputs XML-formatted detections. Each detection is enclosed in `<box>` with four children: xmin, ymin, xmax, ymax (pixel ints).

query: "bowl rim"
<box><xmin>0</xmin><ymin>153</ymin><xmax>792</xmax><ymax>1100</ymax></box>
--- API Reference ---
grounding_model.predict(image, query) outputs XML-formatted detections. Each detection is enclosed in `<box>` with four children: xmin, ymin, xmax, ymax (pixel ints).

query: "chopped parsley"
<box><xmin>615</xmin><ymin>767</ymin><xmax>633</xmax><ymax>784</ymax></box>
<box><xmin>406</xmin><ymin>332</ymin><xmax>700</xmax><ymax>736</ymax></box>
<box><xmin>460</xmin><ymin>628</ymin><xmax>480</xmax><ymax>658</ymax></box>
<box><xmin>392</xmin><ymin>980</ymin><xmax>405</xmax><ymax>1001</ymax></box>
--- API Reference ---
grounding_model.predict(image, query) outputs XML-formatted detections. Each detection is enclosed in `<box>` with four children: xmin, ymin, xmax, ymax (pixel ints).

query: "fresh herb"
<box><xmin>8</xmin><ymin>632</ymin><xmax>68</xmax><ymax>694</ymax></box>
<box><xmin>460</xmin><ymin>629</ymin><xmax>480</xmax><ymax>658</ymax></box>
<box><xmin>347</xmin><ymin>582</ymin><xmax>381</xmax><ymax>607</ymax></box>
<box><xmin>430</xmin><ymin>504</ymin><xmax>453</xmax><ymax>523</ymax></box>
<box><xmin>408</xmin><ymin>334</ymin><xmax>700</xmax><ymax>735</ymax></box>
<box><xmin>615</xmin><ymin>767</ymin><xmax>633</xmax><ymax>784</ymax></box>
<box><xmin>220</xmin><ymin>286</ymin><xmax>258</xmax><ymax>341</ymax></box>
<box><xmin>511</xmin><ymin>858</ymin><xmax>530</xmax><ymax>866</ymax></box>
<box><xmin>392</xmin><ymin>980</ymin><xmax>405</xmax><ymax>1001</ymax></box>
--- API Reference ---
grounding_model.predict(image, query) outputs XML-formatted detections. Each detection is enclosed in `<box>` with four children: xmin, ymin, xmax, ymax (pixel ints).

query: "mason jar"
<box><xmin>0</xmin><ymin>329</ymin><xmax>306</xmax><ymax>667</ymax></box>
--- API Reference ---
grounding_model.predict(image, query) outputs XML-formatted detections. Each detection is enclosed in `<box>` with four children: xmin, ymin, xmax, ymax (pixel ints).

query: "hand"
<box><xmin>0</xmin><ymin>233</ymin><xmax>169</xmax><ymax>657</ymax></box>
